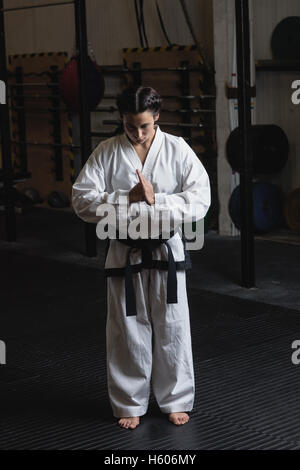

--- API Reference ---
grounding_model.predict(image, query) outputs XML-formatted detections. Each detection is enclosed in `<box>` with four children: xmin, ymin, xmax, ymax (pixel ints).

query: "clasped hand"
<box><xmin>129</xmin><ymin>169</ymin><xmax>155</xmax><ymax>205</ymax></box>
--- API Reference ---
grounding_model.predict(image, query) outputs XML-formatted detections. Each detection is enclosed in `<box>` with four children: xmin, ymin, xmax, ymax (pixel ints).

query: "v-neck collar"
<box><xmin>120</xmin><ymin>125</ymin><xmax>164</xmax><ymax>177</ymax></box>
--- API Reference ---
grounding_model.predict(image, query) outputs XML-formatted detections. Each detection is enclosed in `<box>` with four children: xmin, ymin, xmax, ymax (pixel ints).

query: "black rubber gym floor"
<box><xmin>1</xmin><ymin>247</ymin><xmax>300</xmax><ymax>450</ymax></box>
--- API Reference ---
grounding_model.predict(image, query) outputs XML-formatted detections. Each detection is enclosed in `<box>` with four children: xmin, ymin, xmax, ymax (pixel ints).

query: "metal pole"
<box><xmin>0</xmin><ymin>0</ymin><xmax>16</xmax><ymax>241</ymax></box>
<box><xmin>15</xmin><ymin>66</ymin><xmax>28</xmax><ymax>176</ymax></box>
<box><xmin>235</xmin><ymin>0</ymin><xmax>255</xmax><ymax>287</ymax></box>
<box><xmin>74</xmin><ymin>0</ymin><xmax>96</xmax><ymax>257</ymax></box>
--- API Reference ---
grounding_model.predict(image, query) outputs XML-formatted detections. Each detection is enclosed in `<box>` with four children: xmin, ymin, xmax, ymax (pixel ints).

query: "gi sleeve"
<box><xmin>153</xmin><ymin>137</ymin><xmax>211</xmax><ymax>230</ymax></box>
<box><xmin>71</xmin><ymin>150</ymin><xmax>139</xmax><ymax>226</ymax></box>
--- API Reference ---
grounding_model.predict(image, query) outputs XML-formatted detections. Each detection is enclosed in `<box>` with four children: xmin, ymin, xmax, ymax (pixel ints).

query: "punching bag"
<box><xmin>229</xmin><ymin>182</ymin><xmax>283</xmax><ymax>233</ymax></box>
<box><xmin>227</xmin><ymin>125</ymin><xmax>289</xmax><ymax>175</ymax></box>
<box><xmin>60</xmin><ymin>55</ymin><xmax>105</xmax><ymax>111</ymax></box>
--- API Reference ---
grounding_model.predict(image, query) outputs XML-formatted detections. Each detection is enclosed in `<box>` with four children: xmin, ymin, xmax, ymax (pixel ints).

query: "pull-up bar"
<box><xmin>0</xmin><ymin>1</ymin><xmax>74</xmax><ymax>13</ymax></box>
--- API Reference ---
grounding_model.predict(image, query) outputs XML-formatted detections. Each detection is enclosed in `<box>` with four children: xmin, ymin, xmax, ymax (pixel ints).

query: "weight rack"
<box><xmin>0</xmin><ymin>0</ymin><xmax>96</xmax><ymax>256</ymax></box>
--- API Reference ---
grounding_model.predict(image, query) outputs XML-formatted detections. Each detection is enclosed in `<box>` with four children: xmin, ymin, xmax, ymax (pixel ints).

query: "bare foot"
<box><xmin>118</xmin><ymin>416</ymin><xmax>140</xmax><ymax>429</ymax></box>
<box><xmin>168</xmin><ymin>412</ymin><xmax>190</xmax><ymax>425</ymax></box>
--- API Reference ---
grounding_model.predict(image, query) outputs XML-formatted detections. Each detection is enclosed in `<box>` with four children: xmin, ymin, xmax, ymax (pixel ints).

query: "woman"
<box><xmin>72</xmin><ymin>85</ymin><xmax>211</xmax><ymax>429</ymax></box>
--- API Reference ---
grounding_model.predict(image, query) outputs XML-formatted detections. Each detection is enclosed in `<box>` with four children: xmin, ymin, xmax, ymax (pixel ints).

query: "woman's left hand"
<box><xmin>136</xmin><ymin>169</ymin><xmax>155</xmax><ymax>205</ymax></box>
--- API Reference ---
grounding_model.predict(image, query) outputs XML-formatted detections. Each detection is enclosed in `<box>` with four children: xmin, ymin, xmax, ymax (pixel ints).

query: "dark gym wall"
<box><xmin>3</xmin><ymin>0</ymin><xmax>214</xmax><ymax>67</ymax></box>
<box><xmin>253</xmin><ymin>0</ymin><xmax>300</xmax><ymax>196</ymax></box>
<box><xmin>214</xmin><ymin>0</ymin><xmax>300</xmax><ymax>235</ymax></box>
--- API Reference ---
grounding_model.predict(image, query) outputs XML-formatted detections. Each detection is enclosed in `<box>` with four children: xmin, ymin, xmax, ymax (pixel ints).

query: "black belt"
<box><xmin>114</xmin><ymin>231</ymin><xmax>177</xmax><ymax>317</ymax></box>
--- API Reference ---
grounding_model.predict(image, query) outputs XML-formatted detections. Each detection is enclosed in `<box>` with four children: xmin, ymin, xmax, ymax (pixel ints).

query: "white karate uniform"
<box><xmin>72</xmin><ymin>125</ymin><xmax>211</xmax><ymax>418</ymax></box>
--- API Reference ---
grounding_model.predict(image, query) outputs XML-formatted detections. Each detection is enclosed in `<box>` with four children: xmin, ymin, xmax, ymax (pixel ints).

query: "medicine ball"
<box><xmin>47</xmin><ymin>190</ymin><xmax>69</xmax><ymax>208</ymax></box>
<box><xmin>60</xmin><ymin>55</ymin><xmax>105</xmax><ymax>111</ymax></box>
<box><xmin>284</xmin><ymin>188</ymin><xmax>300</xmax><ymax>233</ymax></box>
<box><xmin>227</xmin><ymin>125</ymin><xmax>289</xmax><ymax>175</ymax></box>
<box><xmin>271</xmin><ymin>17</ymin><xmax>300</xmax><ymax>60</ymax></box>
<box><xmin>22</xmin><ymin>187</ymin><xmax>43</xmax><ymax>204</ymax></box>
<box><xmin>229</xmin><ymin>182</ymin><xmax>283</xmax><ymax>233</ymax></box>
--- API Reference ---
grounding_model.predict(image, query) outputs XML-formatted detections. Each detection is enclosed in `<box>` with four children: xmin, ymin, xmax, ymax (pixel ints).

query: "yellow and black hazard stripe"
<box><xmin>123</xmin><ymin>45</ymin><xmax>198</xmax><ymax>54</ymax></box>
<box><xmin>122</xmin><ymin>45</ymin><xmax>203</xmax><ymax>64</ymax></box>
<box><xmin>8</xmin><ymin>51</ymin><xmax>68</xmax><ymax>65</ymax></box>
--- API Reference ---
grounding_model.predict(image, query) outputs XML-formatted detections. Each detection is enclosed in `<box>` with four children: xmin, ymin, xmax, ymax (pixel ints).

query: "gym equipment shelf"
<box><xmin>0</xmin><ymin>0</ymin><xmax>96</xmax><ymax>256</ymax></box>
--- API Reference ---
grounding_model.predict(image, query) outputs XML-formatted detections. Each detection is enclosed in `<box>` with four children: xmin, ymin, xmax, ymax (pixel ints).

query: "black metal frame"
<box><xmin>235</xmin><ymin>0</ymin><xmax>255</xmax><ymax>287</ymax></box>
<box><xmin>0</xmin><ymin>0</ymin><xmax>15</xmax><ymax>241</ymax></box>
<box><xmin>74</xmin><ymin>0</ymin><xmax>96</xmax><ymax>257</ymax></box>
<box><xmin>49</xmin><ymin>65</ymin><xmax>63</xmax><ymax>181</ymax></box>
<box><xmin>0</xmin><ymin>0</ymin><xmax>256</xmax><ymax>274</ymax></box>
<box><xmin>13</xmin><ymin>66</ymin><xmax>28</xmax><ymax>176</ymax></box>
<box><xmin>0</xmin><ymin>0</ymin><xmax>96</xmax><ymax>256</ymax></box>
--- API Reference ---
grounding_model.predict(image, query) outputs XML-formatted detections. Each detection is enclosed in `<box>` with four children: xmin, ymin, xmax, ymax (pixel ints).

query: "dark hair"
<box><xmin>116</xmin><ymin>85</ymin><xmax>162</xmax><ymax>117</ymax></box>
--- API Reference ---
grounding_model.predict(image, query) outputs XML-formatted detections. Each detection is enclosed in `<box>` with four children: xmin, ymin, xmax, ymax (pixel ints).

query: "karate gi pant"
<box><xmin>106</xmin><ymin>268</ymin><xmax>195</xmax><ymax>418</ymax></box>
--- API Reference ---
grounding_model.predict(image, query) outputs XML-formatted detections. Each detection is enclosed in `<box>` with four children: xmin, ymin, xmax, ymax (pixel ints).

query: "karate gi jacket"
<box><xmin>72</xmin><ymin>125</ymin><xmax>211</xmax><ymax>315</ymax></box>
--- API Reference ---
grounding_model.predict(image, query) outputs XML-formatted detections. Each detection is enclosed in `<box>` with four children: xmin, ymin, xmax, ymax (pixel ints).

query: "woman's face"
<box><xmin>123</xmin><ymin>110</ymin><xmax>159</xmax><ymax>145</ymax></box>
